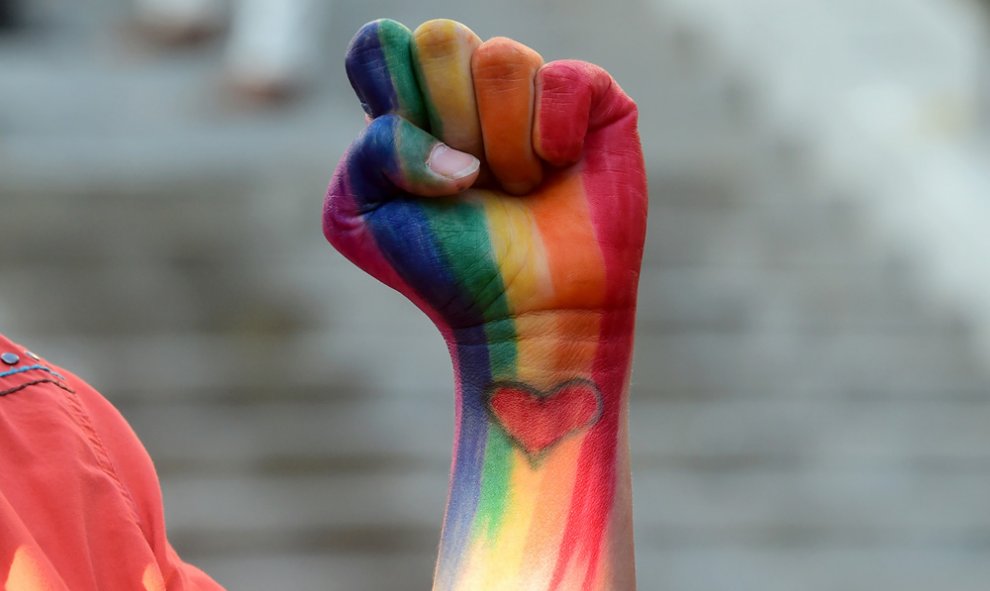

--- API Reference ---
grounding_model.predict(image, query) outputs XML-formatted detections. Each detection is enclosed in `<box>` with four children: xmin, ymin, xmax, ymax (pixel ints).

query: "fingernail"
<box><xmin>428</xmin><ymin>144</ymin><xmax>480</xmax><ymax>180</ymax></box>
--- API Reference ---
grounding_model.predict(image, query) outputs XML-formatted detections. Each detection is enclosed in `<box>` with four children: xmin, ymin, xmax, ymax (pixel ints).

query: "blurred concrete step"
<box><xmin>160</xmin><ymin>468</ymin><xmax>990</xmax><ymax>549</ymax></box>
<box><xmin>0</xmin><ymin>172</ymin><xmax>330</xmax><ymax>263</ymax></box>
<box><xmin>193</xmin><ymin>550</ymin><xmax>435</xmax><ymax>591</ymax></box>
<box><xmin>19</xmin><ymin>331</ymin><xmax>449</xmax><ymax>401</ymax></box>
<box><xmin>162</xmin><ymin>471</ymin><xmax>446</xmax><ymax>536</ymax></box>
<box><xmin>646</xmin><ymin>203</ymin><xmax>877</xmax><ymax>267</ymax></box>
<box><xmin>640</xmin><ymin>467</ymin><xmax>990</xmax><ymax>532</ymax></box>
<box><xmin>0</xmin><ymin>263</ymin><xmax>327</xmax><ymax>337</ymax></box>
<box><xmin>637</xmin><ymin>265</ymin><xmax>959</xmax><ymax>333</ymax></box>
<box><xmin>635</xmin><ymin>331</ymin><xmax>986</xmax><ymax>394</ymax></box>
<box><xmin>640</xmin><ymin>544</ymin><xmax>990</xmax><ymax>591</ymax></box>
<box><xmin>1</xmin><ymin>185</ymin><xmax>270</xmax><ymax>264</ymax></box>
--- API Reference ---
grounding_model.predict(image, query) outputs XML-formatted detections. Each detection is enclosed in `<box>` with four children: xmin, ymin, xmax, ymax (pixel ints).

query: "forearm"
<box><xmin>433</xmin><ymin>309</ymin><xmax>637</xmax><ymax>591</ymax></box>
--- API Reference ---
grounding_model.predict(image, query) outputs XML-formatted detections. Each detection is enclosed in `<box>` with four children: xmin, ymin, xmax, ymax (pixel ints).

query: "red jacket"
<box><xmin>0</xmin><ymin>334</ymin><xmax>224</xmax><ymax>590</ymax></box>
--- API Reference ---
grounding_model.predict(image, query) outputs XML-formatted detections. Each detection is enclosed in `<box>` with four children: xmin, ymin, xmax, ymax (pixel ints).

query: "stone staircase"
<box><xmin>2</xmin><ymin>1</ymin><xmax>989</xmax><ymax>589</ymax></box>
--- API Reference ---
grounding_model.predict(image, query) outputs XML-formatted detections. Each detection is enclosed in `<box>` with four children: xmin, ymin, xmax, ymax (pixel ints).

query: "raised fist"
<box><xmin>323</xmin><ymin>18</ymin><xmax>646</xmax><ymax>336</ymax></box>
<box><xmin>323</xmin><ymin>18</ymin><xmax>646</xmax><ymax>591</ymax></box>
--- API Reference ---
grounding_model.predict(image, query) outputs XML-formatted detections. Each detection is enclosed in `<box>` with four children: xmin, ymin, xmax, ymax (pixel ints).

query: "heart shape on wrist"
<box><xmin>485</xmin><ymin>378</ymin><xmax>603</xmax><ymax>462</ymax></box>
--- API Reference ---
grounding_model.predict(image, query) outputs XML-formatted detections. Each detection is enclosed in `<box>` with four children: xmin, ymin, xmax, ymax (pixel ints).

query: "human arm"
<box><xmin>323</xmin><ymin>18</ymin><xmax>647</xmax><ymax>590</ymax></box>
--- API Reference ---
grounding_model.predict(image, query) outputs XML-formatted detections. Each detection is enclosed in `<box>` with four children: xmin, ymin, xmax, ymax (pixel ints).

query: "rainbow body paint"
<box><xmin>324</xmin><ymin>18</ymin><xmax>647</xmax><ymax>590</ymax></box>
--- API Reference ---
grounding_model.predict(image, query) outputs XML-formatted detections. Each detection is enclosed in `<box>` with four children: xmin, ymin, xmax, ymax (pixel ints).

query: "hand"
<box><xmin>322</xmin><ymin>19</ymin><xmax>646</xmax><ymax>590</ymax></box>
<box><xmin>323</xmin><ymin>19</ymin><xmax>647</xmax><ymax>341</ymax></box>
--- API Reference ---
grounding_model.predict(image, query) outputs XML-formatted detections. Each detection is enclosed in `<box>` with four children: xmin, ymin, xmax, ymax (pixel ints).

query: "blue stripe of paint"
<box><xmin>364</xmin><ymin>201</ymin><xmax>492</xmax><ymax>584</ymax></box>
<box><xmin>346</xmin><ymin>122</ymin><xmax>492</xmax><ymax>583</ymax></box>
<box><xmin>345</xmin><ymin>21</ymin><xmax>399</xmax><ymax>118</ymax></box>
<box><xmin>363</xmin><ymin>199</ymin><xmax>493</xmax><ymax>583</ymax></box>
<box><xmin>434</xmin><ymin>339</ymin><xmax>492</xmax><ymax>587</ymax></box>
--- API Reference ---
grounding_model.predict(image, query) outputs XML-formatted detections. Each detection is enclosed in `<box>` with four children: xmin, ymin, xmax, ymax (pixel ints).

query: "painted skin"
<box><xmin>323</xmin><ymin>18</ymin><xmax>647</xmax><ymax>591</ymax></box>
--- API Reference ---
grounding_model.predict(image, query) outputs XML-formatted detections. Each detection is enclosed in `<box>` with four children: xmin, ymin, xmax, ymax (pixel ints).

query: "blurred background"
<box><xmin>2</xmin><ymin>0</ymin><xmax>990</xmax><ymax>589</ymax></box>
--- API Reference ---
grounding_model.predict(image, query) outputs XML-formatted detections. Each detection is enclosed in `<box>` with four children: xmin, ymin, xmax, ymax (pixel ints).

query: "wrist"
<box><xmin>434</xmin><ymin>306</ymin><xmax>637</xmax><ymax>590</ymax></box>
<box><xmin>448</xmin><ymin>307</ymin><xmax>636</xmax><ymax>384</ymax></box>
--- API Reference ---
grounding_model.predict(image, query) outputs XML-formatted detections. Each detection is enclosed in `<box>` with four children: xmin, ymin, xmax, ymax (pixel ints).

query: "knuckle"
<box><xmin>414</xmin><ymin>21</ymin><xmax>461</xmax><ymax>53</ymax></box>
<box><xmin>473</xmin><ymin>38</ymin><xmax>542</xmax><ymax>83</ymax></box>
<box><xmin>358</xmin><ymin>115</ymin><xmax>400</xmax><ymax>154</ymax></box>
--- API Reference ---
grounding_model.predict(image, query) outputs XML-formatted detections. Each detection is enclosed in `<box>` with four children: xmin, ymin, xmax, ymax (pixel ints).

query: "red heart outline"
<box><xmin>486</xmin><ymin>378</ymin><xmax>603</xmax><ymax>461</ymax></box>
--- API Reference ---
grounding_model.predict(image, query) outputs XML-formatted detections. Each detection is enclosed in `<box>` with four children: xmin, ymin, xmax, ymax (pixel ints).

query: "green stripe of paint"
<box><xmin>376</xmin><ymin>19</ymin><xmax>428</xmax><ymax>129</ymax></box>
<box><xmin>393</xmin><ymin>117</ymin><xmax>437</xmax><ymax>192</ymax></box>
<box><xmin>421</xmin><ymin>198</ymin><xmax>517</xmax><ymax>539</ymax></box>
<box><xmin>411</xmin><ymin>49</ymin><xmax>444</xmax><ymax>140</ymax></box>
<box><xmin>476</xmin><ymin>428</ymin><xmax>514</xmax><ymax>540</ymax></box>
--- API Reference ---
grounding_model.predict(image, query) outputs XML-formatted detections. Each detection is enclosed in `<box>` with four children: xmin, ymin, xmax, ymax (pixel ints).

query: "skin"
<box><xmin>323</xmin><ymin>18</ymin><xmax>647</xmax><ymax>591</ymax></box>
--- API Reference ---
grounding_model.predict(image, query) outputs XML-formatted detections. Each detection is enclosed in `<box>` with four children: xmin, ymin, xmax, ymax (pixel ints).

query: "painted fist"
<box><xmin>323</xmin><ymin>18</ymin><xmax>647</xmax><ymax>342</ymax></box>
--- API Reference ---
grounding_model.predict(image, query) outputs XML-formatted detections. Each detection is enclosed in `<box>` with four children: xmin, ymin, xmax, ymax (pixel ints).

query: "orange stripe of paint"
<box><xmin>527</xmin><ymin>171</ymin><xmax>607</xmax><ymax>310</ymax></box>
<box><xmin>473</xmin><ymin>38</ymin><xmax>544</xmax><ymax>194</ymax></box>
<box><xmin>517</xmin><ymin>435</ymin><xmax>585</xmax><ymax>582</ymax></box>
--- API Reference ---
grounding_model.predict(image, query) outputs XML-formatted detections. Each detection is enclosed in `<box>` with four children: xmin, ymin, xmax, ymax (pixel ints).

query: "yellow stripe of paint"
<box><xmin>492</xmin><ymin>451</ymin><xmax>546</xmax><ymax>577</ymax></box>
<box><xmin>479</xmin><ymin>190</ymin><xmax>554</xmax><ymax>321</ymax></box>
<box><xmin>475</xmin><ymin>191</ymin><xmax>554</xmax><ymax>586</ymax></box>
<box><xmin>414</xmin><ymin>20</ymin><xmax>483</xmax><ymax>156</ymax></box>
<box><xmin>479</xmin><ymin>453</ymin><xmax>547</xmax><ymax>588</ymax></box>
<box><xmin>518</xmin><ymin>435</ymin><xmax>585</xmax><ymax>587</ymax></box>
<box><xmin>471</xmin><ymin>182</ymin><xmax>607</xmax><ymax>586</ymax></box>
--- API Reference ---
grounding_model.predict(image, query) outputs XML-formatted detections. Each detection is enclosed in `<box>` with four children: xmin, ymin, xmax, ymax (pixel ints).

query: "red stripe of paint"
<box><xmin>545</xmin><ymin>67</ymin><xmax>645</xmax><ymax>590</ymax></box>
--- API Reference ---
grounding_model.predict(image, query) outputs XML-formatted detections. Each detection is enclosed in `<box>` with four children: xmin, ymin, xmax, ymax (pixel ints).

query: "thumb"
<box><xmin>335</xmin><ymin>114</ymin><xmax>480</xmax><ymax>212</ymax></box>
